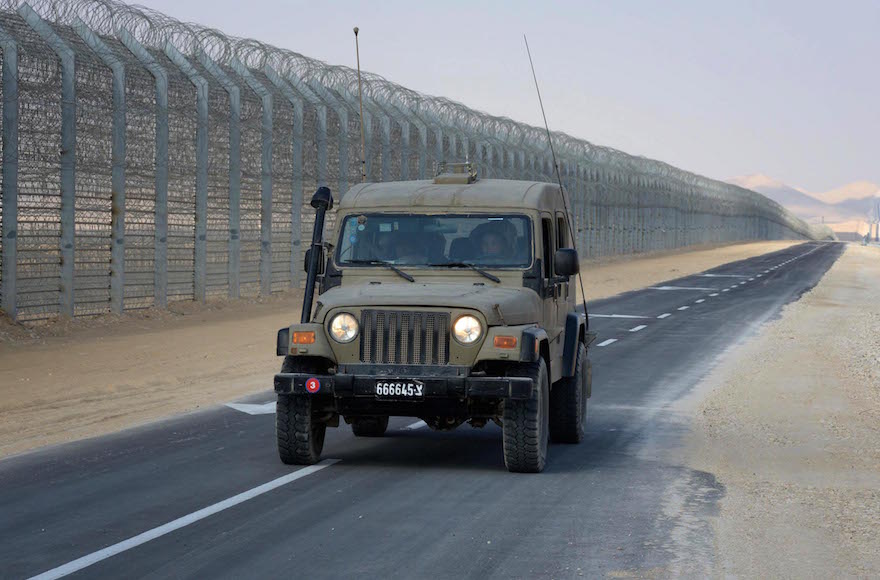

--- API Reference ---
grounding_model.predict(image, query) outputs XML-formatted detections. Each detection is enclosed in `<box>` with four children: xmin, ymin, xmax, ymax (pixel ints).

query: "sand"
<box><xmin>0</xmin><ymin>240</ymin><xmax>803</xmax><ymax>459</ymax></box>
<box><xmin>686</xmin><ymin>244</ymin><xmax>880</xmax><ymax>577</ymax></box>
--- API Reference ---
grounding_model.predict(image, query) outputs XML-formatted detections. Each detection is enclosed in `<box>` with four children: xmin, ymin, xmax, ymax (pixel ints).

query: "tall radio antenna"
<box><xmin>524</xmin><ymin>35</ymin><xmax>589</xmax><ymax>321</ymax></box>
<box><xmin>354</xmin><ymin>26</ymin><xmax>366</xmax><ymax>182</ymax></box>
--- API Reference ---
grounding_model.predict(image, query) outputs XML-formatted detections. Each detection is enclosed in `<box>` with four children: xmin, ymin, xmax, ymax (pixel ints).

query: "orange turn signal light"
<box><xmin>494</xmin><ymin>335</ymin><xmax>517</xmax><ymax>349</ymax></box>
<box><xmin>292</xmin><ymin>331</ymin><xmax>316</xmax><ymax>345</ymax></box>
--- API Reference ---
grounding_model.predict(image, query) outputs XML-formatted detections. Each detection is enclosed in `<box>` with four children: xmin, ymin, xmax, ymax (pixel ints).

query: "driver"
<box><xmin>473</xmin><ymin>221</ymin><xmax>516</xmax><ymax>261</ymax></box>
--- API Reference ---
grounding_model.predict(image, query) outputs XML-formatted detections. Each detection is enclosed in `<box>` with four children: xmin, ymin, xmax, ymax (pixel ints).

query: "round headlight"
<box><xmin>329</xmin><ymin>312</ymin><xmax>359</xmax><ymax>343</ymax></box>
<box><xmin>453</xmin><ymin>315</ymin><xmax>482</xmax><ymax>345</ymax></box>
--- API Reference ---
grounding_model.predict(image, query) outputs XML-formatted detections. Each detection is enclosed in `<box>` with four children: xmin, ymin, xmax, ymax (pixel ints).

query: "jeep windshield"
<box><xmin>335</xmin><ymin>214</ymin><xmax>532</xmax><ymax>268</ymax></box>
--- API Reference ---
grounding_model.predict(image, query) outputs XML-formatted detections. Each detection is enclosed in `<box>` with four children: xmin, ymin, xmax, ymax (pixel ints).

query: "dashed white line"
<box><xmin>699</xmin><ymin>274</ymin><xmax>749</xmax><ymax>278</ymax></box>
<box><xmin>225</xmin><ymin>402</ymin><xmax>275</xmax><ymax>415</ymax></box>
<box><xmin>695</xmin><ymin>299</ymin><xmax>705</xmax><ymax>304</ymax></box>
<box><xmin>748</xmin><ymin>278</ymin><xmax>755</xmax><ymax>281</ymax></box>
<box><xmin>722</xmin><ymin>289</ymin><xmax>730</xmax><ymax>292</ymax></box>
<box><xmin>402</xmin><ymin>420</ymin><xmax>427</xmax><ymax>430</ymax></box>
<box><xmin>28</xmin><ymin>460</ymin><xmax>340</xmax><ymax>580</ymax></box>
<box><xmin>629</xmin><ymin>325</ymin><xmax>647</xmax><ymax>332</ymax></box>
<box><xmin>657</xmin><ymin>313</ymin><xmax>672</xmax><ymax>319</ymax></box>
<box><xmin>597</xmin><ymin>339</ymin><xmax>618</xmax><ymax>347</ymax></box>
<box><xmin>677</xmin><ymin>306</ymin><xmax>690</xmax><ymax>311</ymax></box>
<box><xmin>588</xmin><ymin>314</ymin><xmax>650</xmax><ymax>319</ymax></box>
<box><xmin>709</xmin><ymin>293</ymin><xmax>719</xmax><ymax>297</ymax></box>
<box><xmin>650</xmin><ymin>286</ymin><xmax>718</xmax><ymax>291</ymax></box>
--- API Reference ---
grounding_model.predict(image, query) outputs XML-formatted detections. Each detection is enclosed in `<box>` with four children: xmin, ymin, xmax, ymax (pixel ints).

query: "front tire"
<box><xmin>276</xmin><ymin>356</ymin><xmax>327</xmax><ymax>465</ymax></box>
<box><xmin>351</xmin><ymin>416</ymin><xmax>389</xmax><ymax>437</ymax></box>
<box><xmin>502</xmin><ymin>359</ymin><xmax>550</xmax><ymax>473</ymax></box>
<box><xmin>550</xmin><ymin>343</ymin><xmax>588</xmax><ymax>443</ymax></box>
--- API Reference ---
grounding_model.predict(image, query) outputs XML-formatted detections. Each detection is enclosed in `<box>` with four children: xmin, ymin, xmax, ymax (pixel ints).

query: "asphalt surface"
<box><xmin>0</xmin><ymin>241</ymin><xmax>844</xmax><ymax>579</ymax></box>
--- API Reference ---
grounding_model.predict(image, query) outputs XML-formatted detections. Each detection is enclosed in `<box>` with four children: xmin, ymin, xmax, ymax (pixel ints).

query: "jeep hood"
<box><xmin>315</xmin><ymin>283</ymin><xmax>540</xmax><ymax>326</ymax></box>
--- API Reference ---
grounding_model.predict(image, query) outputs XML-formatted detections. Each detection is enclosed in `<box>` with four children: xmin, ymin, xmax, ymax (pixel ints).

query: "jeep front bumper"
<box><xmin>273</xmin><ymin>372</ymin><xmax>534</xmax><ymax>400</ymax></box>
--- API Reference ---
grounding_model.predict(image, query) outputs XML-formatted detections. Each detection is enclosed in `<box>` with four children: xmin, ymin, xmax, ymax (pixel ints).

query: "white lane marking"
<box><xmin>650</xmin><ymin>286</ymin><xmax>718</xmax><ymax>291</ymax></box>
<box><xmin>756</xmin><ymin>274</ymin><xmax>763</xmax><ymax>278</ymax></box>
<box><xmin>699</xmin><ymin>274</ymin><xmax>749</xmax><ymax>278</ymax></box>
<box><xmin>709</xmin><ymin>293</ymin><xmax>719</xmax><ymax>297</ymax></box>
<box><xmin>677</xmin><ymin>306</ymin><xmax>690</xmax><ymax>311</ymax></box>
<box><xmin>225</xmin><ymin>402</ymin><xmax>275</xmax><ymax>415</ymax></box>
<box><xmin>402</xmin><ymin>420</ymin><xmax>427</xmax><ymax>430</ymax></box>
<box><xmin>657</xmin><ymin>313</ymin><xmax>672</xmax><ymax>319</ymax></box>
<box><xmin>588</xmin><ymin>313</ymin><xmax>650</xmax><ymax>319</ymax></box>
<box><xmin>748</xmin><ymin>278</ymin><xmax>755</xmax><ymax>281</ymax></box>
<box><xmin>597</xmin><ymin>339</ymin><xmax>618</xmax><ymax>347</ymax></box>
<box><xmin>29</xmin><ymin>460</ymin><xmax>340</xmax><ymax>580</ymax></box>
<box><xmin>629</xmin><ymin>325</ymin><xmax>647</xmax><ymax>332</ymax></box>
<box><xmin>721</xmin><ymin>289</ymin><xmax>730</xmax><ymax>292</ymax></box>
<box><xmin>695</xmin><ymin>299</ymin><xmax>705</xmax><ymax>304</ymax></box>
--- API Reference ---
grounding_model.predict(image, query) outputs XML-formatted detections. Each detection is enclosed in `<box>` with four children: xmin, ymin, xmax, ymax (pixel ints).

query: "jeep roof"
<box><xmin>339</xmin><ymin>179</ymin><xmax>569</xmax><ymax>212</ymax></box>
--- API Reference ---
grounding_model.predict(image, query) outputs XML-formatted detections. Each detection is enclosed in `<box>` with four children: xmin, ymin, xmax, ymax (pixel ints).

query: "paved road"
<box><xmin>0</xmin><ymin>241</ymin><xmax>844</xmax><ymax>579</ymax></box>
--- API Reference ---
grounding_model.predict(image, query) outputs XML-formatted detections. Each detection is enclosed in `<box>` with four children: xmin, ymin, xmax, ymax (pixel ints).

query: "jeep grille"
<box><xmin>359</xmin><ymin>310</ymin><xmax>450</xmax><ymax>365</ymax></box>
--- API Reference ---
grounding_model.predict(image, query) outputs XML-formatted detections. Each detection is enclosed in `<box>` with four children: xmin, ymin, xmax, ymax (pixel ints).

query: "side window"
<box><xmin>556</xmin><ymin>215</ymin><xmax>570</xmax><ymax>249</ymax></box>
<box><xmin>541</xmin><ymin>217</ymin><xmax>554</xmax><ymax>278</ymax></box>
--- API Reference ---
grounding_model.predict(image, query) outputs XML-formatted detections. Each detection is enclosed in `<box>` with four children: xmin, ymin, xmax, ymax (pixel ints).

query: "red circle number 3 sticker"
<box><xmin>305</xmin><ymin>377</ymin><xmax>321</xmax><ymax>394</ymax></box>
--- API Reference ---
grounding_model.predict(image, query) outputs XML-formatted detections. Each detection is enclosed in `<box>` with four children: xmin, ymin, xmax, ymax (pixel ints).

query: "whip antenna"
<box><xmin>524</xmin><ymin>35</ymin><xmax>589</xmax><ymax>321</ymax></box>
<box><xmin>354</xmin><ymin>27</ymin><xmax>366</xmax><ymax>182</ymax></box>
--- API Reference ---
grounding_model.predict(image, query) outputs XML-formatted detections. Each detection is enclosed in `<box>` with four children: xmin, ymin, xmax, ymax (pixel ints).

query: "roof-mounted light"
<box><xmin>434</xmin><ymin>162</ymin><xmax>478</xmax><ymax>185</ymax></box>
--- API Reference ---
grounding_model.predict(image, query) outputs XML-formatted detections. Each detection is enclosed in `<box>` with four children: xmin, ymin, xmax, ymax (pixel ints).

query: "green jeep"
<box><xmin>274</xmin><ymin>164</ymin><xmax>594</xmax><ymax>473</ymax></box>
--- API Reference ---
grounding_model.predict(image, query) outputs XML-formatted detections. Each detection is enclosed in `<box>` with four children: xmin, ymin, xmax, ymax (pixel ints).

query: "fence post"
<box><xmin>197</xmin><ymin>50</ymin><xmax>241</xmax><ymax>299</ymax></box>
<box><xmin>230</xmin><ymin>59</ymin><xmax>273</xmax><ymax>297</ymax></box>
<box><xmin>165</xmin><ymin>44</ymin><xmax>207</xmax><ymax>302</ymax></box>
<box><xmin>264</xmin><ymin>65</ymin><xmax>305</xmax><ymax>288</ymax></box>
<box><xmin>73</xmin><ymin>18</ymin><xmax>126</xmax><ymax>314</ymax></box>
<box><xmin>0</xmin><ymin>25</ymin><xmax>17</xmax><ymax>319</ymax></box>
<box><xmin>117</xmin><ymin>27</ymin><xmax>168</xmax><ymax>309</ymax></box>
<box><xmin>307</xmin><ymin>80</ymin><xmax>349</xmax><ymax>195</ymax></box>
<box><xmin>20</xmin><ymin>4</ymin><xmax>76</xmax><ymax>317</ymax></box>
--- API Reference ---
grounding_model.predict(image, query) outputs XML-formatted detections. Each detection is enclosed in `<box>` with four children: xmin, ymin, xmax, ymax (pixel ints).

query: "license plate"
<box><xmin>375</xmin><ymin>380</ymin><xmax>425</xmax><ymax>399</ymax></box>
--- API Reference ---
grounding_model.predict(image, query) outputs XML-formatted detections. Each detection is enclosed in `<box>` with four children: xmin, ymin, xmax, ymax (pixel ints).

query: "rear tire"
<box><xmin>276</xmin><ymin>356</ymin><xmax>327</xmax><ymax>465</ymax></box>
<box><xmin>502</xmin><ymin>359</ymin><xmax>550</xmax><ymax>473</ymax></box>
<box><xmin>550</xmin><ymin>343</ymin><xmax>588</xmax><ymax>444</ymax></box>
<box><xmin>351</xmin><ymin>416</ymin><xmax>389</xmax><ymax>437</ymax></box>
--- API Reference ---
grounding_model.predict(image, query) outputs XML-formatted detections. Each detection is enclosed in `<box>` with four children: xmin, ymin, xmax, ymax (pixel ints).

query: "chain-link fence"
<box><xmin>0</xmin><ymin>0</ymin><xmax>831</xmax><ymax>322</ymax></box>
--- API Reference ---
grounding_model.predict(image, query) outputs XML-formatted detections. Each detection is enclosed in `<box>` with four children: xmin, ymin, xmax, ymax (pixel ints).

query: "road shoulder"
<box><xmin>684</xmin><ymin>244</ymin><xmax>880</xmax><ymax>577</ymax></box>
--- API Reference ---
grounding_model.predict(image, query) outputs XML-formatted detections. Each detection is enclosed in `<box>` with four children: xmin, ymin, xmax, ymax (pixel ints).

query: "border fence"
<box><xmin>0</xmin><ymin>0</ymin><xmax>831</xmax><ymax>322</ymax></box>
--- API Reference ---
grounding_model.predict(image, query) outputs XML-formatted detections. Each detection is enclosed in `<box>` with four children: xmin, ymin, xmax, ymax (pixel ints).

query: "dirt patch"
<box><xmin>686</xmin><ymin>244</ymin><xmax>880</xmax><ymax>576</ymax></box>
<box><xmin>0</xmin><ymin>240</ymin><xmax>803</xmax><ymax>459</ymax></box>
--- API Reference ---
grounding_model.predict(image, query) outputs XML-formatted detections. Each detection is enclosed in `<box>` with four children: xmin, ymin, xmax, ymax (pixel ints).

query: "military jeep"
<box><xmin>274</xmin><ymin>164</ymin><xmax>595</xmax><ymax>473</ymax></box>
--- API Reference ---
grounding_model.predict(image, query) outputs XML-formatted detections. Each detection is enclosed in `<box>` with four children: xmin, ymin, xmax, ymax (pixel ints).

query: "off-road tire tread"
<box><xmin>550</xmin><ymin>343</ymin><xmax>587</xmax><ymax>444</ymax></box>
<box><xmin>502</xmin><ymin>359</ymin><xmax>549</xmax><ymax>473</ymax></box>
<box><xmin>276</xmin><ymin>356</ymin><xmax>326</xmax><ymax>465</ymax></box>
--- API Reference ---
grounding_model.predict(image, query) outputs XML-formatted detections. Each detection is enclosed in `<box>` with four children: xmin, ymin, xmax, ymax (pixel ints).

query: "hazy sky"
<box><xmin>137</xmin><ymin>0</ymin><xmax>878</xmax><ymax>193</ymax></box>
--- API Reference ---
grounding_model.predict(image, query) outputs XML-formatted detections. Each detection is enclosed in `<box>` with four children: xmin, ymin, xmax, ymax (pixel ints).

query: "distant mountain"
<box><xmin>727</xmin><ymin>174</ymin><xmax>850</xmax><ymax>222</ymax></box>
<box><xmin>811</xmin><ymin>181</ymin><xmax>880</xmax><ymax>205</ymax></box>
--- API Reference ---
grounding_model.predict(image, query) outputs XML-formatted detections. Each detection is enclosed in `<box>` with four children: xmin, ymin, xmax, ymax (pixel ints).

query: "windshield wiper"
<box><xmin>346</xmin><ymin>259</ymin><xmax>415</xmax><ymax>282</ymax></box>
<box><xmin>431</xmin><ymin>262</ymin><xmax>501</xmax><ymax>283</ymax></box>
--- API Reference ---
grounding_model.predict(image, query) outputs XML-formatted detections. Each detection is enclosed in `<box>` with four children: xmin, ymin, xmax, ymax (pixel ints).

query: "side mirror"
<box><xmin>303</xmin><ymin>246</ymin><xmax>326</xmax><ymax>275</ymax></box>
<box><xmin>554</xmin><ymin>248</ymin><xmax>579</xmax><ymax>277</ymax></box>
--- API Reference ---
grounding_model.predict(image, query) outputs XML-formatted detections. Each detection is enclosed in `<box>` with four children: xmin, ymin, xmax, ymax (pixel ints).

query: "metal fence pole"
<box><xmin>73</xmin><ymin>18</ymin><xmax>125</xmax><ymax>314</ymax></box>
<box><xmin>230</xmin><ymin>59</ymin><xmax>273</xmax><ymax>297</ymax></box>
<box><xmin>117</xmin><ymin>27</ymin><xmax>168</xmax><ymax>309</ymax></box>
<box><xmin>264</xmin><ymin>65</ymin><xmax>305</xmax><ymax>288</ymax></box>
<box><xmin>197</xmin><ymin>50</ymin><xmax>241</xmax><ymax>299</ymax></box>
<box><xmin>165</xmin><ymin>44</ymin><xmax>208</xmax><ymax>302</ymax></box>
<box><xmin>0</xmin><ymin>25</ymin><xmax>17</xmax><ymax>319</ymax></box>
<box><xmin>20</xmin><ymin>4</ymin><xmax>76</xmax><ymax>317</ymax></box>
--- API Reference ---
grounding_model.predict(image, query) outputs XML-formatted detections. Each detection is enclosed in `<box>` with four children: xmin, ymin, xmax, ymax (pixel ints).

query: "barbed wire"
<box><xmin>0</xmin><ymin>0</ymin><xmax>831</xmax><ymax>320</ymax></box>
